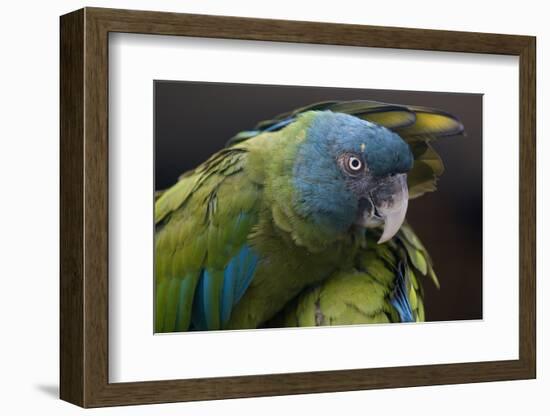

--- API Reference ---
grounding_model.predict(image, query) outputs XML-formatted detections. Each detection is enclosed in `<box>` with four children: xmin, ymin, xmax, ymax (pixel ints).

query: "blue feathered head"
<box><xmin>293</xmin><ymin>111</ymin><xmax>413</xmax><ymax>242</ymax></box>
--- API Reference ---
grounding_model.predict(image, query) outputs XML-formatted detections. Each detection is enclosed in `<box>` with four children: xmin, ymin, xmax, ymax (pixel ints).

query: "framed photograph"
<box><xmin>60</xmin><ymin>7</ymin><xmax>536</xmax><ymax>408</ymax></box>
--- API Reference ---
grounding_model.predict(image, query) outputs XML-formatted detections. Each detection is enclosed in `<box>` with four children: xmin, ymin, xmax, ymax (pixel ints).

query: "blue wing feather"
<box><xmin>233</xmin><ymin>245</ymin><xmax>258</xmax><ymax>302</ymax></box>
<box><xmin>191</xmin><ymin>245</ymin><xmax>259</xmax><ymax>330</ymax></box>
<box><xmin>390</xmin><ymin>262</ymin><xmax>414</xmax><ymax>323</ymax></box>
<box><xmin>220</xmin><ymin>259</ymin><xmax>238</xmax><ymax>325</ymax></box>
<box><xmin>263</xmin><ymin>118</ymin><xmax>295</xmax><ymax>132</ymax></box>
<box><xmin>191</xmin><ymin>271</ymin><xmax>205</xmax><ymax>330</ymax></box>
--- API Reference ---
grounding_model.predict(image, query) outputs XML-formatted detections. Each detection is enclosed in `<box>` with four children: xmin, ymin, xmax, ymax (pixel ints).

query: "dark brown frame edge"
<box><xmin>60</xmin><ymin>7</ymin><xmax>536</xmax><ymax>408</ymax></box>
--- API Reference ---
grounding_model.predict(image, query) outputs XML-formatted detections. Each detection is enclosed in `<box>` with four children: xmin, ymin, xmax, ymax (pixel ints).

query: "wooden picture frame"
<box><xmin>60</xmin><ymin>7</ymin><xmax>536</xmax><ymax>408</ymax></box>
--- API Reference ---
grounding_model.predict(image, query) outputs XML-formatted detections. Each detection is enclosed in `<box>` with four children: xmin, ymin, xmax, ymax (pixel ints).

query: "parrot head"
<box><xmin>292</xmin><ymin>111</ymin><xmax>413</xmax><ymax>243</ymax></box>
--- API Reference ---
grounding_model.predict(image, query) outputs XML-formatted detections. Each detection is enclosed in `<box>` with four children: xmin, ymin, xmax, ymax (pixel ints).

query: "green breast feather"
<box><xmin>267</xmin><ymin>223</ymin><xmax>437</xmax><ymax>327</ymax></box>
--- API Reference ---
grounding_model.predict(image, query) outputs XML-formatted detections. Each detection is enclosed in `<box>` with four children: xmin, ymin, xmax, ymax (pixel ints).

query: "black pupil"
<box><xmin>350</xmin><ymin>158</ymin><xmax>360</xmax><ymax>169</ymax></box>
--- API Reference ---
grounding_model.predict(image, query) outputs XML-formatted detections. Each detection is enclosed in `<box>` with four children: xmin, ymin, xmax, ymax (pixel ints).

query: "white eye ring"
<box><xmin>348</xmin><ymin>156</ymin><xmax>363</xmax><ymax>171</ymax></box>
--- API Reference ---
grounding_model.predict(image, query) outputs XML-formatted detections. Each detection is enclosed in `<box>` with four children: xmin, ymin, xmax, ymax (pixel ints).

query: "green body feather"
<box><xmin>267</xmin><ymin>224</ymin><xmax>433</xmax><ymax>327</ymax></box>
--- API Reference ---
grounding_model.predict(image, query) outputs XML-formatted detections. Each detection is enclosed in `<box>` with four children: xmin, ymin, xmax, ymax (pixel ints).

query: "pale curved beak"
<box><xmin>376</xmin><ymin>175</ymin><xmax>408</xmax><ymax>243</ymax></box>
<box><xmin>355</xmin><ymin>174</ymin><xmax>409</xmax><ymax>244</ymax></box>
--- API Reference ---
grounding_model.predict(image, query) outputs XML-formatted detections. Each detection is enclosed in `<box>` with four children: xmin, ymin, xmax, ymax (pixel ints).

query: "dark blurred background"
<box><xmin>154</xmin><ymin>81</ymin><xmax>483</xmax><ymax>322</ymax></box>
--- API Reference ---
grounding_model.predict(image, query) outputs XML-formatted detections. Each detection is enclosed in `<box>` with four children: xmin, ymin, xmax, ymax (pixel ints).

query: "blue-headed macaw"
<box><xmin>155</xmin><ymin>100</ymin><xmax>463</xmax><ymax>332</ymax></box>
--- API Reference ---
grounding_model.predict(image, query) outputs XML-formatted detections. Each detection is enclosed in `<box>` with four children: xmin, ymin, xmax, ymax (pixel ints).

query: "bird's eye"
<box><xmin>348</xmin><ymin>156</ymin><xmax>362</xmax><ymax>171</ymax></box>
<box><xmin>339</xmin><ymin>153</ymin><xmax>366</xmax><ymax>176</ymax></box>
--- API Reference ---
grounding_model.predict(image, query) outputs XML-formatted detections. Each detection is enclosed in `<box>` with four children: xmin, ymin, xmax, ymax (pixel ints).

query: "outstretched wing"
<box><xmin>268</xmin><ymin>223</ymin><xmax>436</xmax><ymax>327</ymax></box>
<box><xmin>155</xmin><ymin>147</ymin><xmax>262</xmax><ymax>332</ymax></box>
<box><xmin>227</xmin><ymin>100</ymin><xmax>464</xmax><ymax>199</ymax></box>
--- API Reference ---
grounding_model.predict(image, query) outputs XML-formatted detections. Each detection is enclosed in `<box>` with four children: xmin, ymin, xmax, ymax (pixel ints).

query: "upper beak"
<box><xmin>356</xmin><ymin>174</ymin><xmax>409</xmax><ymax>244</ymax></box>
